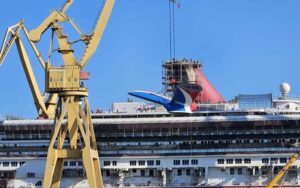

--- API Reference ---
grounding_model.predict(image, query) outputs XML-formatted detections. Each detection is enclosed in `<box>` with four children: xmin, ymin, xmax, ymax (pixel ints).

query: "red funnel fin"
<box><xmin>194</xmin><ymin>68</ymin><xmax>224</xmax><ymax>103</ymax></box>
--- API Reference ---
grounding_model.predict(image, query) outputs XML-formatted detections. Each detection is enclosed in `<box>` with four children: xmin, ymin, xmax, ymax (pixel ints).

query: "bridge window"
<box><xmin>173</xmin><ymin>160</ymin><xmax>180</xmax><ymax>165</ymax></box>
<box><xmin>70</xmin><ymin>161</ymin><xmax>76</xmax><ymax>166</ymax></box>
<box><xmin>237</xmin><ymin>168</ymin><xmax>242</xmax><ymax>175</ymax></box>
<box><xmin>138</xmin><ymin>160</ymin><xmax>145</xmax><ymax>166</ymax></box>
<box><xmin>186</xmin><ymin>169</ymin><xmax>191</xmax><ymax>176</ymax></box>
<box><xmin>64</xmin><ymin>161</ymin><xmax>68</xmax><ymax>166</ymax></box>
<box><xmin>177</xmin><ymin>169</ymin><xmax>182</xmax><ymax>176</ymax></box>
<box><xmin>104</xmin><ymin>161</ymin><xmax>110</xmax><ymax>166</ymax></box>
<box><xmin>147</xmin><ymin>160</ymin><xmax>154</xmax><ymax>166</ymax></box>
<box><xmin>182</xmin><ymin>160</ymin><xmax>189</xmax><ymax>165</ymax></box>
<box><xmin>262</xmin><ymin>158</ymin><xmax>269</xmax><ymax>164</ymax></box>
<box><xmin>106</xmin><ymin>170</ymin><xmax>110</xmax><ymax>177</ymax></box>
<box><xmin>244</xmin><ymin>158</ymin><xmax>251</xmax><ymax>164</ymax></box>
<box><xmin>230</xmin><ymin>168</ymin><xmax>234</xmax><ymax>175</ymax></box>
<box><xmin>226</xmin><ymin>159</ymin><xmax>233</xmax><ymax>164</ymax></box>
<box><xmin>3</xmin><ymin>162</ymin><xmax>9</xmax><ymax>167</ymax></box>
<box><xmin>130</xmin><ymin>161</ymin><xmax>136</xmax><ymax>166</ymax></box>
<box><xmin>280</xmin><ymin>158</ymin><xmax>287</xmax><ymax>163</ymax></box>
<box><xmin>217</xmin><ymin>159</ymin><xmax>224</xmax><ymax>164</ymax></box>
<box><xmin>235</xmin><ymin>159</ymin><xmax>242</xmax><ymax>164</ymax></box>
<box><xmin>149</xmin><ymin>169</ymin><xmax>154</xmax><ymax>177</ymax></box>
<box><xmin>27</xmin><ymin>172</ymin><xmax>35</xmax><ymax>178</ymax></box>
<box><xmin>156</xmin><ymin>160</ymin><xmax>161</xmax><ymax>166</ymax></box>
<box><xmin>11</xmin><ymin>162</ymin><xmax>18</xmax><ymax>167</ymax></box>
<box><xmin>270</xmin><ymin>158</ymin><xmax>278</xmax><ymax>163</ymax></box>
<box><xmin>191</xmin><ymin>159</ymin><xmax>198</xmax><ymax>165</ymax></box>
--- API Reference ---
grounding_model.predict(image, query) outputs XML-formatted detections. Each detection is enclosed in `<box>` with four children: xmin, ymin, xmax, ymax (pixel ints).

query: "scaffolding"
<box><xmin>162</xmin><ymin>59</ymin><xmax>202</xmax><ymax>94</ymax></box>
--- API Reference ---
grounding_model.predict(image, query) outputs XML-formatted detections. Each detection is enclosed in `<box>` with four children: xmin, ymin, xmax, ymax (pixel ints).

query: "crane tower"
<box><xmin>0</xmin><ymin>0</ymin><xmax>115</xmax><ymax>187</ymax></box>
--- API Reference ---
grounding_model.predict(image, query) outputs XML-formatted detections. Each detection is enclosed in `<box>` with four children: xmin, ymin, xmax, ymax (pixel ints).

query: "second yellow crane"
<box><xmin>267</xmin><ymin>153</ymin><xmax>299</xmax><ymax>188</ymax></box>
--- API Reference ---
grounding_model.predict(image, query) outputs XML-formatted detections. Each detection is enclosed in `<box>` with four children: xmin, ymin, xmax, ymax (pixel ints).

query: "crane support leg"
<box><xmin>43</xmin><ymin>92</ymin><xmax>103</xmax><ymax>188</ymax></box>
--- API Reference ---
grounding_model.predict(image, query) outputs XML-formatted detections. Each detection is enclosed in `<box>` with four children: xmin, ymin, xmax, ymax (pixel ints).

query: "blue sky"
<box><xmin>0</xmin><ymin>0</ymin><xmax>299</xmax><ymax>118</ymax></box>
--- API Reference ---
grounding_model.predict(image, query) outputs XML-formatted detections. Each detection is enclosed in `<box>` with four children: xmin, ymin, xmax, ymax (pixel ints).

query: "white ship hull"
<box><xmin>2</xmin><ymin>152</ymin><xmax>300</xmax><ymax>187</ymax></box>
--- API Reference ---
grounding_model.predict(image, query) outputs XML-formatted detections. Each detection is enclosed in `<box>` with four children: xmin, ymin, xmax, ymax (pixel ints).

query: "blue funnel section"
<box><xmin>128</xmin><ymin>91</ymin><xmax>171</xmax><ymax>105</ymax></box>
<box><xmin>128</xmin><ymin>86</ymin><xmax>193</xmax><ymax>113</ymax></box>
<box><xmin>171</xmin><ymin>86</ymin><xmax>186</xmax><ymax>105</ymax></box>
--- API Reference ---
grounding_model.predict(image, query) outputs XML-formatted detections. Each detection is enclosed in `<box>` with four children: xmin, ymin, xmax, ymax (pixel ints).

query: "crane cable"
<box><xmin>172</xmin><ymin>0</ymin><xmax>176</xmax><ymax>61</ymax></box>
<box><xmin>169</xmin><ymin>0</ymin><xmax>177</xmax><ymax>62</ymax></box>
<box><xmin>168</xmin><ymin>0</ymin><xmax>172</xmax><ymax>61</ymax></box>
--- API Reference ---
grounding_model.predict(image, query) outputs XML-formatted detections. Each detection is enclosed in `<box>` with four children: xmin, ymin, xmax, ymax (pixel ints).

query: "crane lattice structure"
<box><xmin>0</xmin><ymin>0</ymin><xmax>115</xmax><ymax>187</ymax></box>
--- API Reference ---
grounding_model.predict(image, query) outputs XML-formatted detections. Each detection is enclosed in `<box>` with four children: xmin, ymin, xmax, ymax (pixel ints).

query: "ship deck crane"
<box><xmin>0</xmin><ymin>0</ymin><xmax>115</xmax><ymax>187</ymax></box>
<box><xmin>267</xmin><ymin>153</ymin><xmax>299</xmax><ymax>188</ymax></box>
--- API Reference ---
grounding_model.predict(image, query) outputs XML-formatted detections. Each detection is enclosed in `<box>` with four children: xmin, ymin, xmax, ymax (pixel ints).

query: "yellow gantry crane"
<box><xmin>267</xmin><ymin>153</ymin><xmax>299</xmax><ymax>188</ymax></box>
<box><xmin>0</xmin><ymin>0</ymin><xmax>115</xmax><ymax>187</ymax></box>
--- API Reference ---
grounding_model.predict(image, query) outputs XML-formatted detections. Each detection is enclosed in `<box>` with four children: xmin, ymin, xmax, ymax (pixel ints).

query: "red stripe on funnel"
<box><xmin>194</xmin><ymin>68</ymin><xmax>224</xmax><ymax>103</ymax></box>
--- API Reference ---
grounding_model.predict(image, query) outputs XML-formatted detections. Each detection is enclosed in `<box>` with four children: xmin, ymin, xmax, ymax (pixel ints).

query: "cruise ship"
<box><xmin>0</xmin><ymin>60</ymin><xmax>300</xmax><ymax>188</ymax></box>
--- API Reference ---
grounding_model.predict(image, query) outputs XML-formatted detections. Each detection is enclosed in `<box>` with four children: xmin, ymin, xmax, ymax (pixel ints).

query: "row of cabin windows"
<box><xmin>104</xmin><ymin>138</ymin><xmax>299</xmax><ymax>146</ymax></box>
<box><xmin>132</xmin><ymin>169</ymin><xmax>154</xmax><ymax>177</ymax></box>
<box><xmin>173</xmin><ymin>159</ymin><xmax>198</xmax><ymax>166</ymax></box>
<box><xmin>262</xmin><ymin>158</ymin><xmax>287</xmax><ymax>164</ymax></box>
<box><xmin>63</xmin><ymin>161</ymin><xmax>82</xmax><ymax>167</ymax></box>
<box><xmin>0</xmin><ymin>161</ymin><xmax>25</xmax><ymax>167</ymax></box>
<box><xmin>27</xmin><ymin>172</ymin><xmax>35</xmax><ymax>178</ymax></box>
<box><xmin>218</xmin><ymin>158</ymin><xmax>288</xmax><ymax>165</ymax></box>
<box><xmin>105</xmin><ymin>169</ymin><xmax>155</xmax><ymax>177</ymax></box>
<box><xmin>217</xmin><ymin>158</ymin><xmax>251</xmax><ymax>164</ymax></box>
<box><xmin>212</xmin><ymin>139</ymin><xmax>294</xmax><ymax>144</ymax></box>
<box><xmin>130</xmin><ymin>160</ymin><xmax>160</xmax><ymax>166</ymax></box>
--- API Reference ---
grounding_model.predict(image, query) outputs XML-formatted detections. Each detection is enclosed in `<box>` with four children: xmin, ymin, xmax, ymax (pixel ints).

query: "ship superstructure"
<box><xmin>0</xmin><ymin>83</ymin><xmax>300</xmax><ymax>187</ymax></box>
<box><xmin>0</xmin><ymin>0</ymin><xmax>298</xmax><ymax>186</ymax></box>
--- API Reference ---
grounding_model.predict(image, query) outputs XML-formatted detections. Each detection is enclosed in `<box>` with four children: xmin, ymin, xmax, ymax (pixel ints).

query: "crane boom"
<box><xmin>80</xmin><ymin>0</ymin><xmax>115</xmax><ymax>68</ymax></box>
<box><xmin>28</xmin><ymin>11</ymin><xmax>68</xmax><ymax>43</ymax></box>
<box><xmin>0</xmin><ymin>23</ymin><xmax>21</xmax><ymax>64</ymax></box>
<box><xmin>27</xmin><ymin>0</ymin><xmax>115</xmax><ymax>68</ymax></box>
<box><xmin>61</xmin><ymin>0</ymin><xmax>74</xmax><ymax>13</ymax></box>
<box><xmin>267</xmin><ymin>153</ymin><xmax>299</xmax><ymax>188</ymax></box>
<box><xmin>0</xmin><ymin>22</ymin><xmax>56</xmax><ymax>119</ymax></box>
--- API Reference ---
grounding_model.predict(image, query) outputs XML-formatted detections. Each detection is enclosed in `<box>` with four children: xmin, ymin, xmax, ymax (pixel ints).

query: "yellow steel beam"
<box><xmin>28</xmin><ymin>11</ymin><xmax>68</xmax><ymax>43</ymax></box>
<box><xmin>266</xmin><ymin>153</ymin><xmax>299</xmax><ymax>188</ymax></box>
<box><xmin>15</xmin><ymin>38</ymin><xmax>49</xmax><ymax>117</ymax></box>
<box><xmin>80</xmin><ymin>0</ymin><xmax>115</xmax><ymax>68</ymax></box>
<box><xmin>0</xmin><ymin>23</ymin><xmax>21</xmax><ymax>65</ymax></box>
<box><xmin>0</xmin><ymin>22</ymin><xmax>56</xmax><ymax>119</ymax></box>
<box><xmin>22</xmin><ymin>25</ymin><xmax>46</xmax><ymax>69</ymax></box>
<box><xmin>61</xmin><ymin>0</ymin><xmax>74</xmax><ymax>13</ymax></box>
